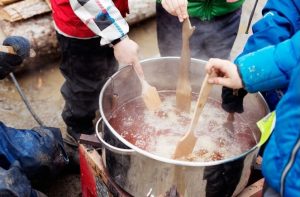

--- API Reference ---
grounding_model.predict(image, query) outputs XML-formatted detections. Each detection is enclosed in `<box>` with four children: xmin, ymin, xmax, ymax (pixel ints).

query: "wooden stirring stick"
<box><xmin>0</xmin><ymin>45</ymin><xmax>35</xmax><ymax>57</ymax></box>
<box><xmin>176</xmin><ymin>18</ymin><xmax>195</xmax><ymax>112</ymax></box>
<box><xmin>0</xmin><ymin>45</ymin><xmax>16</xmax><ymax>54</ymax></box>
<box><xmin>173</xmin><ymin>74</ymin><xmax>214</xmax><ymax>159</ymax></box>
<box><xmin>133</xmin><ymin>61</ymin><xmax>161</xmax><ymax>111</ymax></box>
<box><xmin>223</xmin><ymin>113</ymin><xmax>235</xmax><ymax>132</ymax></box>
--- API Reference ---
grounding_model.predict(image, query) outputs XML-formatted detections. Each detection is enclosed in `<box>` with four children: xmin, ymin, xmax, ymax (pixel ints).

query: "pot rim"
<box><xmin>99</xmin><ymin>57</ymin><xmax>269</xmax><ymax>167</ymax></box>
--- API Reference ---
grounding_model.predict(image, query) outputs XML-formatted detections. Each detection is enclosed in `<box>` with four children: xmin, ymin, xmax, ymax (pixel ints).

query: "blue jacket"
<box><xmin>236</xmin><ymin>0</ymin><xmax>300</xmax><ymax>110</ymax></box>
<box><xmin>234</xmin><ymin>0</ymin><xmax>300</xmax><ymax>196</ymax></box>
<box><xmin>263</xmin><ymin>65</ymin><xmax>300</xmax><ymax>197</ymax></box>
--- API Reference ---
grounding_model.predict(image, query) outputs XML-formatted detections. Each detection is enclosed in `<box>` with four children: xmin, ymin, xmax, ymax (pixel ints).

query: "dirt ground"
<box><xmin>0</xmin><ymin>1</ymin><xmax>266</xmax><ymax>196</ymax></box>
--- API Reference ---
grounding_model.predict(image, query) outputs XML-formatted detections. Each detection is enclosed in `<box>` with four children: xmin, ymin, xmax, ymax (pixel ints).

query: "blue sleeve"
<box><xmin>236</xmin><ymin>30</ymin><xmax>300</xmax><ymax>93</ymax></box>
<box><xmin>237</xmin><ymin>0</ymin><xmax>300</xmax><ymax>58</ymax></box>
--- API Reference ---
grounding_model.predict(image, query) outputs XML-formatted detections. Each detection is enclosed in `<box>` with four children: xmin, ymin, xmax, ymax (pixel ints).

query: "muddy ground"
<box><xmin>0</xmin><ymin>1</ymin><xmax>266</xmax><ymax>196</ymax></box>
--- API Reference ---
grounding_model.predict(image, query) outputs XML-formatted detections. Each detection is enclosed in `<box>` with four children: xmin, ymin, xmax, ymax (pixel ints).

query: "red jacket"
<box><xmin>51</xmin><ymin>0</ymin><xmax>129</xmax><ymax>38</ymax></box>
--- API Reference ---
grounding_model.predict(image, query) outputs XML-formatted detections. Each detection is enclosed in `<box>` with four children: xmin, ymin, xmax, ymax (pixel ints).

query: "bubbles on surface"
<box><xmin>109</xmin><ymin>91</ymin><xmax>256</xmax><ymax>162</ymax></box>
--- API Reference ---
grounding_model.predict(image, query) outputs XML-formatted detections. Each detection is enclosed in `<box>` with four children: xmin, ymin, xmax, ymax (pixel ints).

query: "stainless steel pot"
<box><xmin>97</xmin><ymin>57</ymin><xmax>269</xmax><ymax>197</ymax></box>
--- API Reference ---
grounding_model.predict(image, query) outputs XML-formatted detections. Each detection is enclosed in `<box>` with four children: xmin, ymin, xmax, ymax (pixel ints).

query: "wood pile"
<box><xmin>0</xmin><ymin>0</ymin><xmax>156</xmax><ymax>68</ymax></box>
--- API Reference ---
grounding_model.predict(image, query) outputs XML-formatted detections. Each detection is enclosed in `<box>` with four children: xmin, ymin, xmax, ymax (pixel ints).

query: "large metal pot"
<box><xmin>97</xmin><ymin>57</ymin><xmax>269</xmax><ymax>197</ymax></box>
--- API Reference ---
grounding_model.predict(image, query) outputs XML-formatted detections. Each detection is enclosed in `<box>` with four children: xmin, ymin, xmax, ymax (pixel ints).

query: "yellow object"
<box><xmin>256</xmin><ymin>111</ymin><xmax>276</xmax><ymax>146</ymax></box>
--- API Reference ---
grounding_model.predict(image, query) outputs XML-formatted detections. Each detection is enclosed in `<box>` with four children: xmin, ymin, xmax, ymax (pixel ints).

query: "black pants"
<box><xmin>156</xmin><ymin>3</ymin><xmax>242</xmax><ymax>60</ymax></box>
<box><xmin>56</xmin><ymin>33</ymin><xmax>118</xmax><ymax>134</ymax></box>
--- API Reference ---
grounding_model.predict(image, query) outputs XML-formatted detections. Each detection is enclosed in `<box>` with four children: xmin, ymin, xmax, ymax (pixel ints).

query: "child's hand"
<box><xmin>113</xmin><ymin>36</ymin><xmax>139</xmax><ymax>66</ymax></box>
<box><xmin>161</xmin><ymin>0</ymin><xmax>188</xmax><ymax>22</ymax></box>
<box><xmin>205</xmin><ymin>58</ymin><xmax>243</xmax><ymax>89</ymax></box>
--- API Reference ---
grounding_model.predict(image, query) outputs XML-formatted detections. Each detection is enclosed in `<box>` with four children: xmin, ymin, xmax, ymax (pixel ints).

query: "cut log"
<box><xmin>44</xmin><ymin>0</ymin><xmax>51</xmax><ymax>9</ymax></box>
<box><xmin>0</xmin><ymin>0</ymin><xmax>50</xmax><ymax>22</ymax></box>
<box><xmin>127</xmin><ymin>0</ymin><xmax>155</xmax><ymax>24</ymax></box>
<box><xmin>0</xmin><ymin>0</ymin><xmax>21</xmax><ymax>6</ymax></box>
<box><xmin>237</xmin><ymin>178</ymin><xmax>264</xmax><ymax>197</ymax></box>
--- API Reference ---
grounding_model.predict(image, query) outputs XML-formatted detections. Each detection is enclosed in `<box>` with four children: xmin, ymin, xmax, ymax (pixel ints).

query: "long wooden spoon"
<box><xmin>0</xmin><ymin>45</ymin><xmax>16</xmax><ymax>54</ymax></box>
<box><xmin>133</xmin><ymin>61</ymin><xmax>161</xmax><ymax>111</ymax></box>
<box><xmin>173</xmin><ymin>74</ymin><xmax>214</xmax><ymax>159</ymax></box>
<box><xmin>0</xmin><ymin>45</ymin><xmax>35</xmax><ymax>57</ymax></box>
<box><xmin>223</xmin><ymin>113</ymin><xmax>235</xmax><ymax>133</ymax></box>
<box><xmin>176</xmin><ymin>18</ymin><xmax>195</xmax><ymax>112</ymax></box>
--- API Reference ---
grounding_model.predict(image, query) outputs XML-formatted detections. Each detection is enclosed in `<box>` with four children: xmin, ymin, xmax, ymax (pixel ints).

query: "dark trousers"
<box><xmin>56</xmin><ymin>33</ymin><xmax>118</xmax><ymax>134</ymax></box>
<box><xmin>156</xmin><ymin>3</ymin><xmax>242</xmax><ymax>60</ymax></box>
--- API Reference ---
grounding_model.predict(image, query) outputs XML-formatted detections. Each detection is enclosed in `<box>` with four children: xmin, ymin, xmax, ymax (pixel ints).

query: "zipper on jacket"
<box><xmin>280</xmin><ymin>137</ymin><xmax>300</xmax><ymax>196</ymax></box>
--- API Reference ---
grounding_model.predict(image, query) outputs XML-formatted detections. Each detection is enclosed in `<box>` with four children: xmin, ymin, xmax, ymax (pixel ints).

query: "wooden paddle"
<box><xmin>173</xmin><ymin>74</ymin><xmax>214</xmax><ymax>159</ymax></box>
<box><xmin>0</xmin><ymin>45</ymin><xmax>16</xmax><ymax>54</ymax></box>
<box><xmin>223</xmin><ymin>113</ymin><xmax>235</xmax><ymax>132</ymax></box>
<box><xmin>0</xmin><ymin>45</ymin><xmax>35</xmax><ymax>57</ymax></box>
<box><xmin>176</xmin><ymin>18</ymin><xmax>195</xmax><ymax>112</ymax></box>
<box><xmin>133</xmin><ymin>61</ymin><xmax>161</xmax><ymax>111</ymax></box>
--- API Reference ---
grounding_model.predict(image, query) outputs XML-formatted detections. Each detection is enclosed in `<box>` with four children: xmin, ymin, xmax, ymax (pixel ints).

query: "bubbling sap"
<box><xmin>108</xmin><ymin>91</ymin><xmax>256</xmax><ymax>162</ymax></box>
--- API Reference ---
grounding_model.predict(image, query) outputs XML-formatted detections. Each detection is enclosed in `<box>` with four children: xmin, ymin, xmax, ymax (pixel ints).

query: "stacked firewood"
<box><xmin>0</xmin><ymin>0</ymin><xmax>156</xmax><ymax>68</ymax></box>
<box><xmin>0</xmin><ymin>0</ymin><xmax>50</xmax><ymax>22</ymax></box>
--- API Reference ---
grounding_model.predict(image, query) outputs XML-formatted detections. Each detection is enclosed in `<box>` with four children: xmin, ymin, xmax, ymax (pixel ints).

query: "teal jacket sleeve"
<box><xmin>236</xmin><ymin>30</ymin><xmax>300</xmax><ymax>93</ymax></box>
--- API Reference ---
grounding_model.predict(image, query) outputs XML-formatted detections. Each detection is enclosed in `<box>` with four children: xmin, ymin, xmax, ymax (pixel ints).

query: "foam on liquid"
<box><xmin>109</xmin><ymin>91</ymin><xmax>256</xmax><ymax>162</ymax></box>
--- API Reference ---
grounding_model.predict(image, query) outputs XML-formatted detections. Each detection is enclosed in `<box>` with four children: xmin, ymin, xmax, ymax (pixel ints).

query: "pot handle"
<box><xmin>96</xmin><ymin>118</ymin><xmax>135</xmax><ymax>155</ymax></box>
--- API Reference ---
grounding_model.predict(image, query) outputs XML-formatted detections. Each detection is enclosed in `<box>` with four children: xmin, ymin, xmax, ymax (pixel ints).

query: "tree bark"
<box><xmin>0</xmin><ymin>0</ymin><xmax>50</xmax><ymax>22</ymax></box>
<box><xmin>0</xmin><ymin>0</ymin><xmax>20</xmax><ymax>6</ymax></box>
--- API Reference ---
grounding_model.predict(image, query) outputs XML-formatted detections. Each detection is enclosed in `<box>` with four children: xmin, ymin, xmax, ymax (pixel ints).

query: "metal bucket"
<box><xmin>97</xmin><ymin>57</ymin><xmax>269</xmax><ymax>196</ymax></box>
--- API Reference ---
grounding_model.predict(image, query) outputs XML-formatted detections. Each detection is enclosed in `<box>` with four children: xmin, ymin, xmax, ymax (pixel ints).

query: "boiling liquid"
<box><xmin>109</xmin><ymin>91</ymin><xmax>256</xmax><ymax>162</ymax></box>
